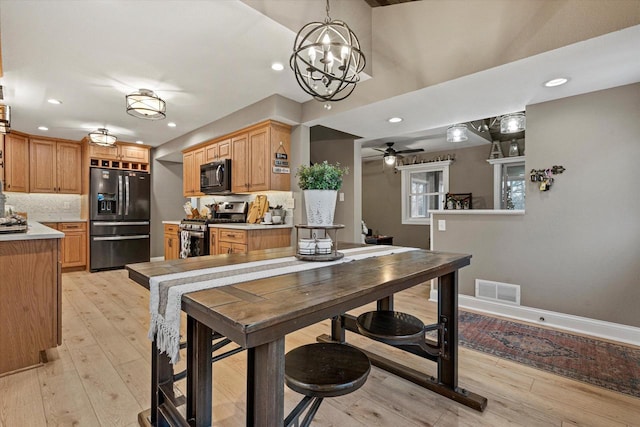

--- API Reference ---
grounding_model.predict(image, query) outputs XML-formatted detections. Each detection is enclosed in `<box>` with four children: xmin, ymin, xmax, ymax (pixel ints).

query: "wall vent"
<box><xmin>475</xmin><ymin>279</ymin><xmax>520</xmax><ymax>305</ymax></box>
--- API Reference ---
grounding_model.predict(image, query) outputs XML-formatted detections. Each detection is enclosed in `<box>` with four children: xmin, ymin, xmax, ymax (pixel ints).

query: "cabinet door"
<box><xmin>57</xmin><ymin>142</ymin><xmax>82</xmax><ymax>194</ymax></box>
<box><xmin>5</xmin><ymin>133</ymin><xmax>30</xmax><ymax>192</ymax></box>
<box><xmin>231</xmin><ymin>133</ymin><xmax>249</xmax><ymax>193</ymax></box>
<box><xmin>183</xmin><ymin>151</ymin><xmax>195</xmax><ymax>196</ymax></box>
<box><xmin>164</xmin><ymin>235</ymin><xmax>180</xmax><ymax>260</ymax></box>
<box><xmin>89</xmin><ymin>144</ymin><xmax>119</xmax><ymax>160</ymax></box>
<box><xmin>59</xmin><ymin>223</ymin><xmax>87</xmax><ymax>268</ymax></box>
<box><xmin>204</xmin><ymin>143</ymin><xmax>219</xmax><ymax>163</ymax></box>
<box><xmin>218</xmin><ymin>139</ymin><xmax>231</xmax><ymax>160</ymax></box>
<box><xmin>193</xmin><ymin>148</ymin><xmax>205</xmax><ymax>197</ymax></box>
<box><xmin>218</xmin><ymin>241</ymin><xmax>233</xmax><ymax>254</ymax></box>
<box><xmin>209</xmin><ymin>228</ymin><xmax>218</xmax><ymax>256</ymax></box>
<box><xmin>29</xmin><ymin>138</ymin><xmax>57</xmax><ymax>193</ymax></box>
<box><xmin>248</xmin><ymin>127</ymin><xmax>269</xmax><ymax>192</ymax></box>
<box><xmin>120</xmin><ymin>145</ymin><xmax>149</xmax><ymax>163</ymax></box>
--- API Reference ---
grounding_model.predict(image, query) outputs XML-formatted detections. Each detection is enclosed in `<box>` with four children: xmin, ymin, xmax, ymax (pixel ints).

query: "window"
<box><xmin>398</xmin><ymin>161</ymin><xmax>451</xmax><ymax>225</ymax></box>
<box><xmin>488</xmin><ymin>156</ymin><xmax>525</xmax><ymax>210</ymax></box>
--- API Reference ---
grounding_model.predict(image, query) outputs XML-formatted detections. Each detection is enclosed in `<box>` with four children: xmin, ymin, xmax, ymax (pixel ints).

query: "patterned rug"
<box><xmin>457</xmin><ymin>311</ymin><xmax>640</xmax><ymax>398</ymax></box>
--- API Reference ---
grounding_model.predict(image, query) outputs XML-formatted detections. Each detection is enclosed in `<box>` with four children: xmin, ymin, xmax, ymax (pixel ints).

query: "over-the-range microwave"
<box><xmin>200</xmin><ymin>159</ymin><xmax>232</xmax><ymax>194</ymax></box>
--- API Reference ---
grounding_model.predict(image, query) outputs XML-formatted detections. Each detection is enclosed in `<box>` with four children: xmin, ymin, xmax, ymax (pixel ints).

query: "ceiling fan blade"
<box><xmin>396</xmin><ymin>148</ymin><xmax>424</xmax><ymax>154</ymax></box>
<box><xmin>372</xmin><ymin>148</ymin><xmax>387</xmax><ymax>153</ymax></box>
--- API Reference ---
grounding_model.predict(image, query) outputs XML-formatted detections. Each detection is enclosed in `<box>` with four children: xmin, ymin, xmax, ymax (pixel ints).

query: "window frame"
<box><xmin>398</xmin><ymin>160</ymin><xmax>452</xmax><ymax>225</ymax></box>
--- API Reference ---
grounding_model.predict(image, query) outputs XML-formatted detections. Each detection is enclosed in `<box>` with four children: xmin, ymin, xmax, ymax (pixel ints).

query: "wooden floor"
<box><xmin>1</xmin><ymin>269</ymin><xmax>639</xmax><ymax>427</ymax></box>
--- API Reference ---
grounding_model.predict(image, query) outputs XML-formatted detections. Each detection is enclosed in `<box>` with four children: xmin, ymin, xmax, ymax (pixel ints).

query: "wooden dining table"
<box><xmin>127</xmin><ymin>245</ymin><xmax>487</xmax><ymax>426</ymax></box>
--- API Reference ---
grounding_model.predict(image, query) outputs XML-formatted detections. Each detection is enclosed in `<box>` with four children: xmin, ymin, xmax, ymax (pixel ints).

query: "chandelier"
<box><xmin>446</xmin><ymin>124</ymin><xmax>468</xmax><ymax>142</ymax></box>
<box><xmin>500</xmin><ymin>112</ymin><xmax>526</xmax><ymax>134</ymax></box>
<box><xmin>88</xmin><ymin>128</ymin><xmax>117</xmax><ymax>146</ymax></box>
<box><xmin>290</xmin><ymin>0</ymin><xmax>366</xmax><ymax>107</ymax></box>
<box><xmin>126</xmin><ymin>89</ymin><xmax>166</xmax><ymax>120</ymax></box>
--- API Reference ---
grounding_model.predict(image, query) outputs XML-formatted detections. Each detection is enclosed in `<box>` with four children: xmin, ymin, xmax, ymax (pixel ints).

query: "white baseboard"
<box><xmin>429</xmin><ymin>291</ymin><xmax>640</xmax><ymax>347</ymax></box>
<box><xmin>150</xmin><ymin>256</ymin><xmax>164</xmax><ymax>262</ymax></box>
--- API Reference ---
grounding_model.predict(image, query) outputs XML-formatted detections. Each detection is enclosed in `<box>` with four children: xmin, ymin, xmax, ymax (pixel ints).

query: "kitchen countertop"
<box><xmin>162</xmin><ymin>220</ymin><xmax>181</xmax><ymax>225</ymax></box>
<box><xmin>29</xmin><ymin>217</ymin><xmax>87</xmax><ymax>223</ymax></box>
<box><xmin>0</xmin><ymin>221</ymin><xmax>64</xmax><ymax>242</ymax></box>
<box><xmin>208</xmin><ymin>223</ymin><xmax>293</xmax><ymax>230</ymax></box>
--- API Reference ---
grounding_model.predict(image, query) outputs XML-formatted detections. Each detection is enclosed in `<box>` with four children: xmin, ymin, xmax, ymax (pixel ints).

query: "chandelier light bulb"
<box><xmin>384</xmin><ymin>155</ymin><xmax>396</xmax><ymax>166</ymax></box>
<box><xmin>500</xmin><ymin>112</ymin><xmax>526</xmax><ymax>134</ymax></box>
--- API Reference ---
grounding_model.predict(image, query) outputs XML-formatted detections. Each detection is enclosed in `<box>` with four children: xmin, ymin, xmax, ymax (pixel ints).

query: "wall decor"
<box><xmin>530</xmin><ymin>165</ymin><xmax>565</xmax><ymax>191</ymax></box>
<box><xmin>445</xmin><ymin>193</ymin><xmax>472</xmax><ymax>210</ymax></box>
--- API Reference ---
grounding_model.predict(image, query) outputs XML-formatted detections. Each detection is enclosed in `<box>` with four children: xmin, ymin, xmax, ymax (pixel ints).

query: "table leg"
<box><xmin>246</xmin><ymin>337</ymin><xmax>285</xmax><ymax>426</ymax></box>
<box><xmin>150</xmin><ymin>336</ymin><xmax>174</xmax><ymax>426</ymax></box>
<box><xmin>438</xmin><ymin>270</ymin><xmax>457</xmax><ymax>386</ymax></box>
<box><xmin>186</xmin><ymin>315</ymin><xmax>212</xmax><ymax>427</ymax></box>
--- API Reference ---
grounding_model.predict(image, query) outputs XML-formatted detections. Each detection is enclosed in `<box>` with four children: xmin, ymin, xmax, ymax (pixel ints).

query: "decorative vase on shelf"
<box><xmin>508</xmin><ymin>139</ymin><xmax>520</xmax><ymax>157</ymax></box>
<box><xmin>304</xmin><ymin>190</ymin><xmax>337</xmax><ymax>226</ymax></box>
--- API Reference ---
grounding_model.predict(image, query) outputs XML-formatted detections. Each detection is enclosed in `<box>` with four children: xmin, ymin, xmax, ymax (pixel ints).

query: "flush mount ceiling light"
<box><xmin>544</xmin><ymin>77</ymin><xmax>569</xmax><ymax>87</ymax></box>
<box><xmin>446</xmin><ymin>123</ymin><xmax>468</xmax><ymax>142</ymax></box>
<box><xmin>500</xmin><ymin>112</ymin><xmax>526</xmax><ymax>134</ymax></box>
<box><xmin>0</xmin><ymin>104</ymin><xmax>11</xmax><ymax>134</ymax></box>
<box><xmin>126</xmin><ymin>89</ymin><xmax>166</xmax><ymax>120</ymax></box>
<box><xmin>88</xmin><ymin>128</ymin><xmax>117</xmax><ymax>146</ymax></box>
<box><xmin>290</xmin><ymin>0</ymin><xmax>366</xmax><ymax>106</ymax></box>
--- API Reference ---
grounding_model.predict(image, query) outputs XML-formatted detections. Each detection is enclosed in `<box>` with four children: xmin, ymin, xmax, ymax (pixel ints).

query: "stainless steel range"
<box><xmin>179</xmin><ymin>201</ymin><xmax>248</xmax><ymax>258</ymax></box>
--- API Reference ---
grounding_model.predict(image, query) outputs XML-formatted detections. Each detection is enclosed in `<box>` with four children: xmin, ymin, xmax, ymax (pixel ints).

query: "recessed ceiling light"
<box><xmin>388</xmin><ymin>117</ymin><xmax>403</xmax><ymax>123</ymax></box>
<box><xmin>38</xmin><ymin>126</ymin><xmax>49</xmax><ymax>131</ymax></box>
<box><xmin>167</xmin><ymin>122</ymin><xmax>177</xmax><ymax>128</ymax></box>
<box><xmin>47</xmin><ymin>99</ymin><xmax>62</xmax><ymax>105</ymax></box>
<box><xmin>136</xmin><ymin>140</ymin><xmax>144</xmax><ymax>145</ymax></box>
<box><xmin>271</xmin><ymin>62</ymin><xmax>284</xmax><ymax>71</ymax></box>
<box><xmin>544</xmin><ymin>78</ymin><xmax>569</xmax><ymax>87</ymax></box>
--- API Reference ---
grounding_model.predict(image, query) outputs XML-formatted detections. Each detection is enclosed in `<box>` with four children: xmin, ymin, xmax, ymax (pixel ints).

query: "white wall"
<box><xmin>432</xmin><ymin>83</ymin><xmax>640</xmax><ymax>327</ymax></box>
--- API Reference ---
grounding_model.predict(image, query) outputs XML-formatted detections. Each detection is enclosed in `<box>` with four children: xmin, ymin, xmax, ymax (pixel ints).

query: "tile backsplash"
<box><xmin>199</xmin><ymin>191</ymin><xmax>294</xmax><ymax>224</ymax></box>
<box><xmin>4</xmin><ymin>192</ymin><xmax>82</xmax><ymax>220</ymax></box>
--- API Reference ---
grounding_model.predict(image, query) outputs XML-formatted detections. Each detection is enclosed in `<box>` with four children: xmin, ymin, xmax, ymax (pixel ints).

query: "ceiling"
<box><xmin>1</xmin><ymin>1</ymin><xmax>639</xmax><ymax>161</ymax></box>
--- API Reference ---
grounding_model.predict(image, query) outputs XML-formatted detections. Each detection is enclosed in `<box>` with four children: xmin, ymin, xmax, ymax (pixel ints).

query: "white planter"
<box><xmin>303</xmin><ymin>189</ymin><xmax>337</xmax><ymax>226</ymax></box>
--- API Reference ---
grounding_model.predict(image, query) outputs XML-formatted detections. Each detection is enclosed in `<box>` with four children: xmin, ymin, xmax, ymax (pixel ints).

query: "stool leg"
<box><xmin>284</xmin><ymin>396</ymin><xmax>314</xmax><ymax>427</ymax></box>
<box><xmin>300</xmin><ymin>398</ymin><xmax>323</xmax><ymax>427</ymax></box>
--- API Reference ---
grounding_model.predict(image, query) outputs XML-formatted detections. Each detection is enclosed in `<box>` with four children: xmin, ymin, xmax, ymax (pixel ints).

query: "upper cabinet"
<box><xmin>29</xmin><ymin>138</ymin><xmax>82</xmax><ymax>194</ymax></box>
<box><xmin>183</xmin><ymin>147</ymin><xmax>205</xmax><ymax>197</ymax></box>
<box><xmin>183</xmin><ymin>120</ymin><xmax>291</xmax><ymax>197</ymax></box>
<box><xmin>232</xmin><ymin>121</ymin><xmax>290</xmax><ymax>193</ymax></box>
<box><xmin>86</xmin><ymin>142</ymin><xmax>150</xmax><ymax>172</ymax></box>
<box><xmin>4</xmin><ymin>132</ymin><xmax>30</xmax><ymax>192</ymax></box>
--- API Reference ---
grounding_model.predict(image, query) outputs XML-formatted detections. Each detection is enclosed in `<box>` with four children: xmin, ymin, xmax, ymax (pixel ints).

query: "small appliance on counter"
<box><xmin>179</xmin><ymin>201</ymin><xmax>248</xmax><ymax>258</ymax></box>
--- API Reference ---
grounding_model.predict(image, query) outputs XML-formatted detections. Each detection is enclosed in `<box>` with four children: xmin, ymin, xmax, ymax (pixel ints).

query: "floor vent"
<box><xmin>475</xmin><ymin>279</ymin><xmax>520</xmax><ymax>305</ymax></box>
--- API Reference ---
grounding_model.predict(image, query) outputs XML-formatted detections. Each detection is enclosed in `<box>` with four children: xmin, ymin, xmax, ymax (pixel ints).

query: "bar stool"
<box><xmin>356</xmin><ymin>311</ymin><xmax>443</xmax><ymax>357</ymax></box>
<box><xmin>284</xmin><ymin>342</ymin><xmax>371</xmax><ymax>427</ymax></box>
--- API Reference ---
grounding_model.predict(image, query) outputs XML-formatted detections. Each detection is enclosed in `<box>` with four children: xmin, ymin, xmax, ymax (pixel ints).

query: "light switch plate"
<box><xmin>438</xmin><ymin>219</ymin><xmax>446</xmax><ymax>231</ymax></box>
<box><xmin>339</xmin><ymin>192</ymin><xmax>345</xmax><ymax>202</ymax></box>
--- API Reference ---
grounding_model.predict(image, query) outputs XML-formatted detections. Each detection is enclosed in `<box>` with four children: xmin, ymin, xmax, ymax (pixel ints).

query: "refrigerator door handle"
<box><xmin>118</xmin><ymin>175</ymin><xmax>124</xmax><ymax>216</ymax></box>
<box><xmin>92</xmin><ymin>221</ymin><xmax>150</xmax><ymax>226</ymax></box>
<box><xmin>92</xmin><ymin>235</ymin><xmax>150</xmax><ymax>241</ymax></box>
<box><xmin>125</xmin><ymin>175</ymin><xmax>130</xmax><ymax>216</ymax></box>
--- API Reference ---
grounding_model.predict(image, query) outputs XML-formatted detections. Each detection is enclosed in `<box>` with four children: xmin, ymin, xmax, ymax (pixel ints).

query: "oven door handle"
<box><xmin>182</xmin><ymin>231</ymin><xmax>205</xmax><ymax>238</ymax></box>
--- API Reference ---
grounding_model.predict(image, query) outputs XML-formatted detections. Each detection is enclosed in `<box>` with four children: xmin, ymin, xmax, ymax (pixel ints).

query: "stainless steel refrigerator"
<box><xmin>90</xmin><ymin>168</ymin><xmax>150</xmax><ymax>271</ymax></box>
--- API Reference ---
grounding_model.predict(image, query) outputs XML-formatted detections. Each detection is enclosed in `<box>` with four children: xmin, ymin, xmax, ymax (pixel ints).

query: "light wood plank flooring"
<box><xmin>1</xmin><ymin>269</ymin><xmax>639</xmax><ymax>426</ymax></box>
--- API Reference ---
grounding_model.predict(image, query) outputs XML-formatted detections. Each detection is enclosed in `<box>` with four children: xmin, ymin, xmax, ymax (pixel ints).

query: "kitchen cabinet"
<box><xmin>204</xmin><ymin>138</ymin><xmax>231</xmax><ymax>163</ymax></box>
<box><xmin>183</xmin><ymin>147</ymin><xmax>205</xmax><ymax>197</ymax></box>
<box><xmin>164</xmin><ymin>223</ymin><xmax>180</xmax><ymax>260</ymax></box>
<box><xmin>29</xmin><ymin>138</ymin><xmax>81</xmax><ymax>194</ymax></box>
<box><xmin>87</xmin><ymin>142</ymin><xmax>150</xmax><ymax>172</ymax></box>
<box><xmin>0</xmin><ymin>236</ymin><xmax>61</xmax><ymax>375</ymax></box>
<box><xmin>119</xmin><ymin>144</ymin><xmax>149</xmax><ymax>163</ymax></box>
<box><xmin>216</xmin><ymin>227</ymin><xmax>291</xmax><ymax>255</ymax></box>
<box><xmin>4</xmin><ymin>132</ymin><xmax>30</xmax><ymax>192</ymax></box>
<box><xmin>42</xmin><ymin>222</ymin><xmax>87</xmax><ymax>269</ymax></box>
<box><xmin>231</xmin><ymin>122</ymin><xmax>291</xmax><ymax>193</ymax></box>
<box><xmin>209</xmin><ymin>227</ymin><xmax>218</xmax><ymax>256</ymax></box>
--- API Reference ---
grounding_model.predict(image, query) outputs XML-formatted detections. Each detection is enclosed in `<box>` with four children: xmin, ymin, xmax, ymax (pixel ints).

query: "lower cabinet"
<box><xmin>164</xmin><ymin>224</ymin><xmax>180</xmax><ymax>260</ymax></box>
<box><xmin>42</xmin><ymin>222</ymin><xmax>87</xmax><ymax>269</ymax></box>
<box><xmin>216</xmin><ymin>227</ymin><xmax>291</xmax><ymax>255</ymax></box>
<box><xmin>209</xmin><ymin>228</ymin><xmax>218</xmax><ymax>256</ymax></box>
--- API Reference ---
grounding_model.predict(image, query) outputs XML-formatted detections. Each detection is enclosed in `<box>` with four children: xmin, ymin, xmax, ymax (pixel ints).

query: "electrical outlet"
<box><xmin>339</xmin><ymin>192</ymin><xmax>345</xmax><ymax>202</ymax></box>
<box><xmin>284</xmin><ymin>198</ymin><xmax>295</xmax><ymax>209</ymax></box>
<box><xmin>63</xmin><ymin>202</ymin><xmax>70</xmax><ymax>209</ymax></box>
<box><xmin>438</xmin><ymin>220</ymin><xmax>446</xmax><ymax>231</ymax></box>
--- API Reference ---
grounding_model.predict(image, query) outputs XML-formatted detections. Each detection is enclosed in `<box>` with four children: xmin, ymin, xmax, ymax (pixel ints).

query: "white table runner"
<box><xmin>148</xmin><ymin>246</ymin><xmax>417</xmax><ymax>363</ymax></box>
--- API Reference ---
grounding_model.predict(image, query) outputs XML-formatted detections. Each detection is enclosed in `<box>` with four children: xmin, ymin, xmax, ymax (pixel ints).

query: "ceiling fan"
<box><xmin>370</xmin><ymin>142</ymin><xmax>424</xmax><ymax>166</ymax></box>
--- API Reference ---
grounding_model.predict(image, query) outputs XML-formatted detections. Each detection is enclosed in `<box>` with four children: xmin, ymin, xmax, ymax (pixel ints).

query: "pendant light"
<box><xmin>88</xmin><ymin>128</ymin><xmax>117</xmax><ymax>146</ymax></box>
<box><xmin>290</xmin><ymin>0</ymin><xmax>366</xmax><ymax>106</ymax></box>
<box><xmin>446</xmin><ymin>124</ymin><xmax>468</xmax><ymax>142</ymax></box>
<box><xmin>500</xmin><ymin>112</ymin><xmax>526</xmax><ymax>134</ymax></box>
<box><xmin>126</xmin><ymin>89</ymin><xmax>166</xmax><ymax>120</ymax></box>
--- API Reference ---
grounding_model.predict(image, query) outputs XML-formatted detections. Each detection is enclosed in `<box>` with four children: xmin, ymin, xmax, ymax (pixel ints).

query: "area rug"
<box><xmin>457</xmin><ymin>311</ymin><xmax>640</xmax><ymax>398</ymax></box>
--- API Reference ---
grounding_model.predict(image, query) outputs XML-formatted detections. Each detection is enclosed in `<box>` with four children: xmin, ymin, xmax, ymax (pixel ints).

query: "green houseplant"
<box><xmin>296</xmin><ymin>161</ymin><xmax>349</xmax><ymax>226</ymax></box>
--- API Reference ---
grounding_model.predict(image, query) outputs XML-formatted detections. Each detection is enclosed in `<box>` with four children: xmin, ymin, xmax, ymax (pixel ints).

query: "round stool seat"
<box><xmin>285</xmin><ymin>343</ymin><xmax>371</xmax><ymax>398</ymax></box>
<box><xmin>356</xmin><ymin>311</ymin><xmax>425</xmax><ymax>345</ymax></box>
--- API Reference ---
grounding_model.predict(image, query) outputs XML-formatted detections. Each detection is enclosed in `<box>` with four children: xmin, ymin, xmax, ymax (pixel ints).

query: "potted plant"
<box><xmin>296</xmin><ymin>161</ymin><xmax>348</xmax><ymax>226</ymax></box>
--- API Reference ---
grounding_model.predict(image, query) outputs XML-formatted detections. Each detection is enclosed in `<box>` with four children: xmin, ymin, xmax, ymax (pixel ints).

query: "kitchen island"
<box><xmin>127</xmin><ymin>245</ymin><xmax>487</xmax><ymax>425</ymax></box>
<box><xmin>0</xmin><ymin>222</ymin><xmax>63</xmax><ymax>376</ymax></box>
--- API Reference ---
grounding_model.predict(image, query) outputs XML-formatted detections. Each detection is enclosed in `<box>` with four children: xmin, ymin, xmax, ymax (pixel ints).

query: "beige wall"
<box><xmin>433</xmin><ymin>83</ymin><xmax>640</xmax><ymax>327</ymax></box>
<box><xmin>149</xmin><ymin>158</ymin><xmax>185</xmax><ymax>258</ymax></box>
<box><xmin>362</xmin><ymin>144</ymin><xmax>494</xmax><ymax>248</ymax></box>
